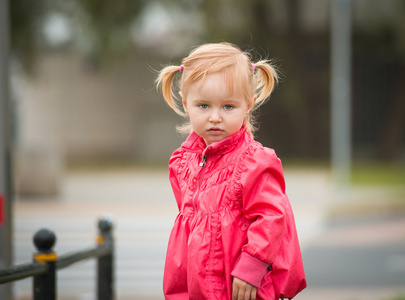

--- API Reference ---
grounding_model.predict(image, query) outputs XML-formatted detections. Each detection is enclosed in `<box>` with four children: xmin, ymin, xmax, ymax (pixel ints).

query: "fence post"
<box><xmin>97</xmin><ymin>217</ymin><xmax>114</xmax><ymax>300</ymax></box>
<box><xmin>33</xmin><ymin>228</ymin><xmax>57</xmax><ymax>300</ymax></box>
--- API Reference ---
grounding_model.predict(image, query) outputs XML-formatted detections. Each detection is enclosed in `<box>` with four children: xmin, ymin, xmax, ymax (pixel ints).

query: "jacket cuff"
<box><xmin>231</xmin><ymin>252</ymin><xmax>269</xmax><ymax>288</ymax></box>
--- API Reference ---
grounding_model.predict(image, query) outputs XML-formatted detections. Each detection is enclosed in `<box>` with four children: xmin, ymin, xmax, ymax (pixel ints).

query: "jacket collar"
<box><xmin>181</xmin><ymin>126</ymin><xmax>249</xmax><ymax>155</ymax></box>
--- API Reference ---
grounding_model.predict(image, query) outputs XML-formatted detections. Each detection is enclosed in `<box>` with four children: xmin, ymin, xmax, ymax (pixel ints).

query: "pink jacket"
<box><xmin>163</xmin><ymin>127</ymin><xmax>306</xmax><ymax>299</ymax></box>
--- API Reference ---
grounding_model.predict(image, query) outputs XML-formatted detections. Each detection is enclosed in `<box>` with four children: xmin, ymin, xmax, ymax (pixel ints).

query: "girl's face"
<box><xmin>182</xmin><ymin>73</ymin><xmax>254</xmax><ymax>146</ymax></box>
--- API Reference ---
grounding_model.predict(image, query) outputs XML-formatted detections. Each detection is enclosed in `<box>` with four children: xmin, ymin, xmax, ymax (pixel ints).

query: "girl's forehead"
<box><xmin>186</xmin><ymin>75</ymin><xmax>251</xmax><ymax>105</ymax></box>
<box><xmin>187</xmin><ymin>72</ymin><xmax>237</xmax><ymax>90</ymax></box>
<box><xmin>182</xmin><ymin>67</ymin><xmax>254</xmax><ymax>102</ymax></box>
<box><xmin>190</xmin><ymin>73</ymin><xmax>238</xmax><ymax>93</ymax></box>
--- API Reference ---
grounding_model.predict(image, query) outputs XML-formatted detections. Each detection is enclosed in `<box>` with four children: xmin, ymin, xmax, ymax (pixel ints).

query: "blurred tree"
<box><xmin>375</xmin><ymin>4</ymin><xmax>405</xmax><ymax>161</ymax></box>
<box><xmin>9</xmin><ymin>0</ymin><xmax>146</xmax><ymax>74</ymax></box>
<box><xmin>10</xmin><ymin>0</ymin><xmax>49</xmax><ymax>74</ymax></box>
<box><xmin>352</xmin><ymin>1</ymin><xmax>405</xmax><ymax>161</ymax></box>
<box><xmin>74</xmin><ymin>0</ymin><xmax>145</xmax><ymax>69</ymax></box>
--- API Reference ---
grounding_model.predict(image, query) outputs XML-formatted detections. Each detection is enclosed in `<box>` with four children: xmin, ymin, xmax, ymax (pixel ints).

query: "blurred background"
<box><xmin>8</xmin><ymin>0</ymin><xmax>405</xmax><ymax>168</ymax></box>
<box><xmin>1</xmin><ymin>0</ymin><xmax>405</xmax><ymax>299</ymax></box>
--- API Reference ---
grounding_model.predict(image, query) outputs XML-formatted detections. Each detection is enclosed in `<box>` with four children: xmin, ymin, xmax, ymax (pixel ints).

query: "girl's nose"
<box><xmin>209</xmin><ymin>109</ymin><xmax>222</xmax><ymax>123</ymax></box>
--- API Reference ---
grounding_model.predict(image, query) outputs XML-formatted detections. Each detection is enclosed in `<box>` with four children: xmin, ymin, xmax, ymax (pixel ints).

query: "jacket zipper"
<box><xmin>199</xmin><ymin>155</ymin><xmax>207</xmax><ymax>167</ymax></box>
<box><xmin>191</xmin><ymin>154</ymin><xmax>207</xmax><ymax>228</ymax></box>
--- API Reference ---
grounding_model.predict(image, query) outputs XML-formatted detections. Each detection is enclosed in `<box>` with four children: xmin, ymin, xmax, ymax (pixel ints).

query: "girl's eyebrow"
<box><xmin>190</xmin><ymin>98</ymin><xmax>209</xmax><ymax>102</ymax></box>
<box><xmin>221</xmin><ymin>98</ymin><xmax>242</xmax><ymax>103</ymax></box>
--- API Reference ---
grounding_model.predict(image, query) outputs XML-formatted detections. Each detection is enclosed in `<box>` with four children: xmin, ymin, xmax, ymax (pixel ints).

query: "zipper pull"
<box><xmin>199</xmin><ymin>155</ymin><xmax>207</xmax><ymax>167</ymax></box>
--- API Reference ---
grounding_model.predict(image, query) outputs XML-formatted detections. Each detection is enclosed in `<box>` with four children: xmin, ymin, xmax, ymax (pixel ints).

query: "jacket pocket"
<box><xmin>229</xmin><ymin>207</ymin><xmax>253</xmax><ymax>234</ymax></box>
<box><xmin>241</xmin><ymin>221</ymin><xmax>251</xmax><ymax>232</ymax></box>
<box><xmin>238</xmin><ymin>215</ymin><xmax>254</xmax><ymax>233</ymax></box>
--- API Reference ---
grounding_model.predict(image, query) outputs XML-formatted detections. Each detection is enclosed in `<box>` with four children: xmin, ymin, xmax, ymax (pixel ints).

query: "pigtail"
<box><xmin>156</xmin><ymin>65</ymin><xmax>186</xmax><ymax>116</ymax></box>
<box><xmin>245</xmin><ymin>60</ymin><xmax>279</xmax><ymax>135</ymax></box>
<box><xmin>253</xmin><ymin>60</ymin><xmax>279</xmax><ymax>106</ymax></box>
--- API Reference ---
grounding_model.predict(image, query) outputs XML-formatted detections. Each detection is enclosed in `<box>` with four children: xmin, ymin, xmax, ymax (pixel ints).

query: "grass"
<box><xmin>65</xmin><ymin>159</ymin><xmax>405</xmax><ymax>189</ymax></box>
<box><xmin>284</xmin><ymin>159</ymin><xmax>405</xmax><ymax>187</ymax></box>
<box><xmin>385</xmin><ymin>295</ymin><xmax>405</xmax><ymax>300</ymax></box>
<box><xmin>327</xmin><ymin>162</ymin><xmax>405</xmax><ymax>217</ymax></box>
<box><xmin>351</xmin><ymin>163</ymin><xmax>405</xmax><ymax>187</ymax></box>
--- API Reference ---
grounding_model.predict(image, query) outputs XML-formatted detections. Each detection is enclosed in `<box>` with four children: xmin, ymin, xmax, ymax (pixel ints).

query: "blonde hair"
<box><xmin>156</xmin><ymin>42</ymin><xmax>278</xmax><ymax>134</ymax></box>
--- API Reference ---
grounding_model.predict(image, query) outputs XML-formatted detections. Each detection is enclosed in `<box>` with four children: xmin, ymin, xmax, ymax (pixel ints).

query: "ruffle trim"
<box><xmin>221</xmin><ymin>142</ymin><xmax>261</xmax><ymax>211</ymax></box>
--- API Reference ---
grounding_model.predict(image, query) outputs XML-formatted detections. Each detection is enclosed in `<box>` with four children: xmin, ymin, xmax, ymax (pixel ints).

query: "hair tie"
<box><xmin>251</xmin><ymin>63</ymin><xmax>256</xmax><ymax>70</ymax></box>
<box><xmin>179</xmin><ymin>65</ymin><xmax>184</xmax><ymax>72</ymax></box>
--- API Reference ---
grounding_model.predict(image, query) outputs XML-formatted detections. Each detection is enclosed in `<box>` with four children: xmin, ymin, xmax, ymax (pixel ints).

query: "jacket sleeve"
<box><xmin>231</xmin><ymin>146</ymin><xmax>288</xmax><ymax>287</ymax></box>
<box><xmin>168</xmin><ymin>148</ymin><xmax>184</xmax><ymax>210</ymax></box>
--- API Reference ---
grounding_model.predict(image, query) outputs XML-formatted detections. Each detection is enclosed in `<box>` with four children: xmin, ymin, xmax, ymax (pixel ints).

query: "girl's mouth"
<box><xmin>208</xmin><ymin>128</ymin><xmax>224</xmax><ymax>135</ymax></box>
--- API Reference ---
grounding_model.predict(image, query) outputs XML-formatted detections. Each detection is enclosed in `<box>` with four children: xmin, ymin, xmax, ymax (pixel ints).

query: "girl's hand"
<box><xmin>232</xmin><ymin>277</ymin><xmax>257</xmax><ymax>300</ymax></box>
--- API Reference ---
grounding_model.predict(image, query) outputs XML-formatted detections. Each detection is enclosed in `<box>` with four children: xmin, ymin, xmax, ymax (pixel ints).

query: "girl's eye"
<box><xmin>199</xmin><ymin>104</ymin><xmax>209</xmax><ymax>109</ymax></box>
<box><xmin>224</xmin><ymin>105</ymin><xmax>234</xmax><ymax>110</ymax></box>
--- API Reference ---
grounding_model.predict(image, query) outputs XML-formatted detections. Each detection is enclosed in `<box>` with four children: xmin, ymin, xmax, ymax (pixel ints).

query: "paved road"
<box><xmin>300</xmin><ymin>213</ymin><xmax>405</xmax><ymax>300</ymax></box>
<box><xmin>305</xmin><ymin>243</ymin><xmax>405</xmax><ymax>287</ymax></box>
<box><xmin>305</xmin><ymin>215</ymin><xmax>405</xmax><ymax>279</ymax></box>
<box><xmin>10</xmin><ymin>168</ymin><xmax>405</xmax><ymax>300</ymax></box>
<box><xmin>13</xmin><ymin>170</ymin><xmax>176</xmax><ymax>300</ymax></box>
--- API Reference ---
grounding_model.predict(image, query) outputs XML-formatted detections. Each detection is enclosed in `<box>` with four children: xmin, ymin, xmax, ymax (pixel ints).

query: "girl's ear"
<box><xmin>253</xmin><ymin>94</ymin><xmax>257</xmax><ymax>104</ymax></box>
<box><xmin>248</xmin><ymin>94</ymin><xmax>257</xmax><ymax>111</ymax></box>
<box><xmin>180</xmin><ymin>91</ymin><xmax>189</xmax><ymax>115</ymax></box>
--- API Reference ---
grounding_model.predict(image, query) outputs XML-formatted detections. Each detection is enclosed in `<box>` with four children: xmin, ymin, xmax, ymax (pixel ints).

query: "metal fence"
<box><xmin>0</xmin><ymin>217</ymin><xmax>114</xmax><ymax>300</ymax></box>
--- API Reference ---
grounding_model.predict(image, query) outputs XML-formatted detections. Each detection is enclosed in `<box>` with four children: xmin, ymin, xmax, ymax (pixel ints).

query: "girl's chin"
<box><xmin>204</xmin><ymin>136</ymin><xmax>227</xmax><ymax>146</ymax></box>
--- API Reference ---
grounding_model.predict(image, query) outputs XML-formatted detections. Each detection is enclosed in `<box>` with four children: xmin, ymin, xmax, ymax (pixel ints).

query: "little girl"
<box><xmin>156</xmin><ymin>43</ymin><xmax>306</xmax><ymax>300</ymax></box>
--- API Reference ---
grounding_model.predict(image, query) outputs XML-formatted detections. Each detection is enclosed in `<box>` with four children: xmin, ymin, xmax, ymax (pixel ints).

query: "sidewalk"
<box><xmin>12</xmin><ymin>167</ymin><xmax>405</xmax><ymax>300</ymax></box>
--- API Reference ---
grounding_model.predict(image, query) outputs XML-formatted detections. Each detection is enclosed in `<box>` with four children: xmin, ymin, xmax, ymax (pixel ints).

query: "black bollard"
<box><xmin>33</xmin><ymin>228</ymin><xmax>57</xmax><ymax>300</ymax></box>
<box><xmin>97</xmin><ymin>217</ymin><xmax>114</xmax><ymax>300</ymax></box>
